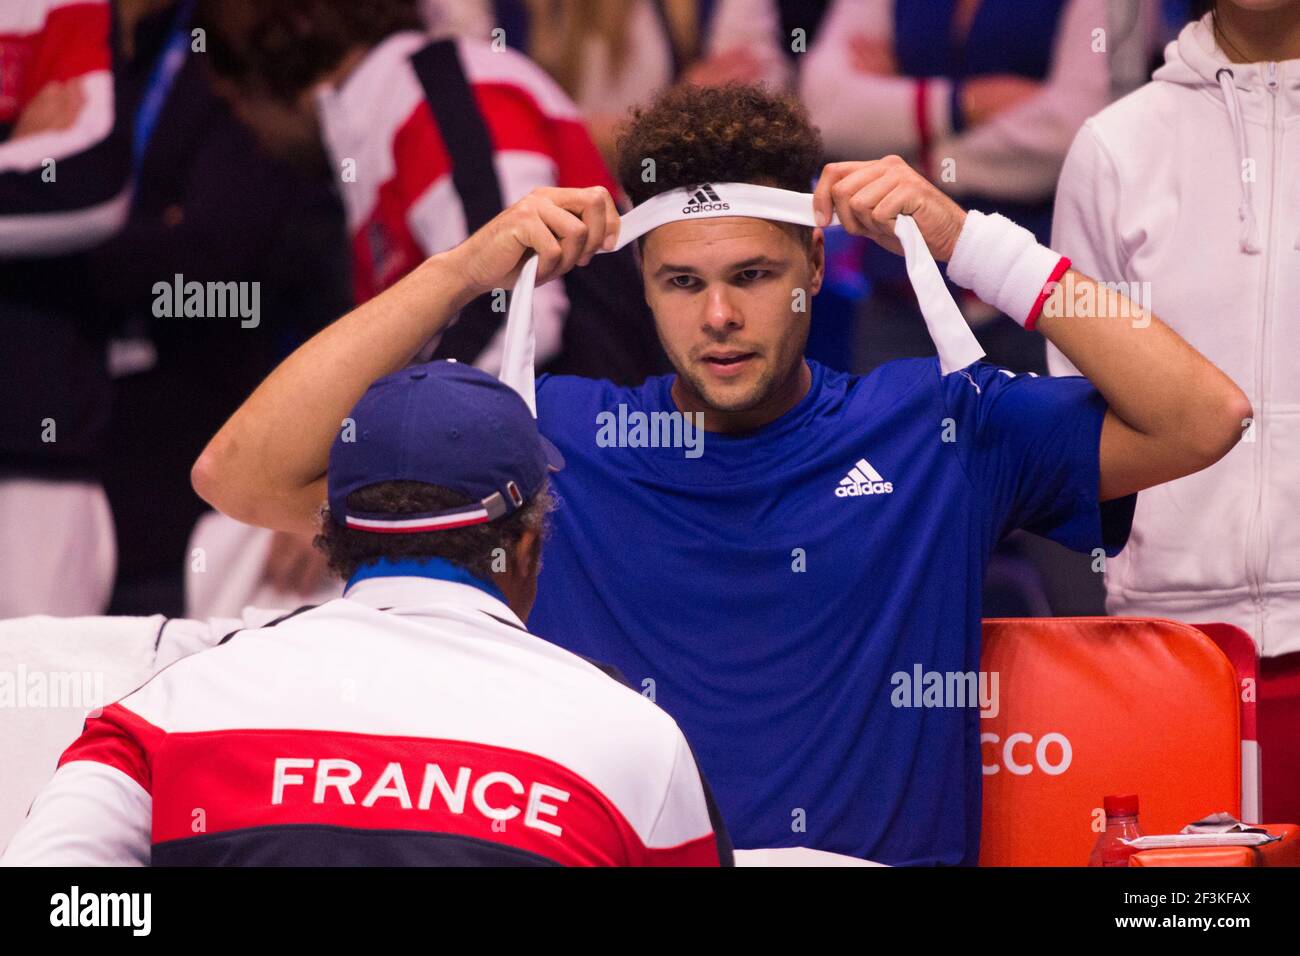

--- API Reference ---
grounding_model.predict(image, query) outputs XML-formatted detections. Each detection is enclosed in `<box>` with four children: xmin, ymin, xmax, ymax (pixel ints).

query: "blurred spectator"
<box><xmin>801</xmin><ymin>0</ymin><xmax>1118</xmax><ymax>375</ymax></box>
<box><xmin>198</xmin><ymin>0</ymin><xmax>664</xmax><ymax>383</ymax></box>
<box><xmin>91</xmin><ymin>0</ymin><xmax>353</xmax><ymax>616</ymax></box>
<box><xmin>803</xmin><ymin>0</ymin><xmax>1114</xmax><ymax>206</ymax></box>
<box><xmin>1045</xmin><ymin>0</ymin><xmax>1300</xmax><ymax>825</ymax></box>
<box><xmin>423</xmin><ymin>0</ymin><xmax>792</xmax><ymax>172</ymax></box>
<box><xmin>0</xmin><ymin>0</ymin><xmax>132</xmax><ymax>617</ymax></box>
<box><xmin>1047</xmin><ymin>0</ymin><xmax>1299</xmax><ymax>656</ymax></box>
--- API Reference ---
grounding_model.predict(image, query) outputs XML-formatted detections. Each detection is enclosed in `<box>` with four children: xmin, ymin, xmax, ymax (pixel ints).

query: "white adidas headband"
<box><xmin>497</xmin><ymin>182</ymin><xmax>986</xmax><ymax>414</ymax></box>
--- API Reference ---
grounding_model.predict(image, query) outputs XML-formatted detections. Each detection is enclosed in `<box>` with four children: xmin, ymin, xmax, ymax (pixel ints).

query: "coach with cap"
<box><xmin>2</xmin><ymin>361</ymin><xmax>731</xmax><ymax>867</ymax></box>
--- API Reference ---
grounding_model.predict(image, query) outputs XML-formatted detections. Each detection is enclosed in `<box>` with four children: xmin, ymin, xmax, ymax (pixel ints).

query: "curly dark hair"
<box><xmin>197</xmin><ymin>0</ymin><xmax>424</xmax><ymax>101</ymax></box>
<box><xmin>315</xmin><ymin>480</ymin><xmax>553</xmax><ymax>583</ymax></box>
<box><xmin>615</xmin><ymin>83</ymin><xmax>825</xmax><ymax>209</ymax></box>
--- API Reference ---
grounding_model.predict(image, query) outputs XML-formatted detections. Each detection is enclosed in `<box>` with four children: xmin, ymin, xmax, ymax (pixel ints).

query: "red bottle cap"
<box><xmin>1104</xmin><ymin>793</ymin><xmax>1139</xmax><ymax>817</ymax></box>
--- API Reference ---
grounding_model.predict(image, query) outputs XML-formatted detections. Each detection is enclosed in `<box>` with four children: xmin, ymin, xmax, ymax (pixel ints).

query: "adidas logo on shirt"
<box><xmin>835</xmin><ymin>458</ymin><xmax>894</xmax><ymax>497</ymax></box>
<box><xmin>681</xmin><ymin>183</ymin><xmax>730</xmax><ymax>214</ymax></box>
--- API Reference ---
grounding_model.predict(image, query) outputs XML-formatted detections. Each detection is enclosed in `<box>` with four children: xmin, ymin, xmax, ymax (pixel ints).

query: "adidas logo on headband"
<box><xmin>682</xmin><ymin>183</ymin><xmax>730</xmax><ymax>215</ymax></box>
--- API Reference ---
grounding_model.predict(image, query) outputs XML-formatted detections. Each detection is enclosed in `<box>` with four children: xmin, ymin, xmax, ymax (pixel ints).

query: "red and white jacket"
<box><xmin>0</xmin><ymin>574</ymin><xmax>730</xmax><ymax>866</ymax></box>
<box><xmin>0</xmin><ymin>0</ymin><xmax>130</xmax><ymax>256</ymax></box>
<box><xmin>317</xmin><ymin>31</ymin><xmax>617</xmax><ymax>374</ymax></box>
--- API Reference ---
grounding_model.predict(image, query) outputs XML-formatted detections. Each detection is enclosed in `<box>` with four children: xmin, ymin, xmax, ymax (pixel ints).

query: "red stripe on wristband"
<box><xmin>915</xmin><ymin>79</ymin><xmax>933</xmax><ymax>179</ymax></box>
<box><xmin>1025</xmin><ymin>256</ymin><xmax>1071</xmax><ymax>331</ymax></box>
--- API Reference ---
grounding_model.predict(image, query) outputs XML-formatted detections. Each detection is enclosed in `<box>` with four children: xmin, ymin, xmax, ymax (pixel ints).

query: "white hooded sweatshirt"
<box><xmin>1047</xmin><ymin>15</ymin><xmax>1300</xmax><ymax>656</ymax></box>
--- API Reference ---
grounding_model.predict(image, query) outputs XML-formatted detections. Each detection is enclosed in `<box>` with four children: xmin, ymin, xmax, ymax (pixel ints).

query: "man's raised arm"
<box><xmin>812</xmin><ymin>157</ymin><xmax>1251</xmax><ymax>504</ymax></box>
<box><xmin>1035</xmin><ymin>272</ymin><xmax>1251</xmax><ymax>502</ymax></box>
<box><xmin>191</xmin><ymin>186</ymin><xmax>619</xmax><ymax>533</ymax></box>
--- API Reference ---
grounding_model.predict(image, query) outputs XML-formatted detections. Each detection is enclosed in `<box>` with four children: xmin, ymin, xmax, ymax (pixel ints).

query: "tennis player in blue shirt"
<box><xmin>196</xmin><ymin>84</ymin><xmax>1251</xmax><ymax>865</ymax></box>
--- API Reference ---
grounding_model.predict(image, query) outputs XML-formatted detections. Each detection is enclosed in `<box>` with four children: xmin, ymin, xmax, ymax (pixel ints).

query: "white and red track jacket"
<box><xmin>1</xmin><ymin>573</ymin><xmax>731</xmax><ymax>866</ymax></box>
<box><xmin>0</xmin><ymin>0</ymin><xmax>130</xmax><ymax>256</ymax></box>
<box><xmin>318</xmin><ymin>31</ymin><xmax>617</xmax><ymax>374</ymax></box>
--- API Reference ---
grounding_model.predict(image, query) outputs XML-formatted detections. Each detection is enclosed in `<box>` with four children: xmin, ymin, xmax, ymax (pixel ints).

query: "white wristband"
<box><xmin>945</xmin><ymin>210</ymin><xmax>1070</xmax><ymax>330</ymax></box>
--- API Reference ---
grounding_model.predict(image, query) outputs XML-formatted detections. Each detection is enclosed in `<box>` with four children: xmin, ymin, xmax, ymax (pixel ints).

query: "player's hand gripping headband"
<box><xmin>497</xmin><ymin>182</ymin><xmax>988</xmax><ymax>414</ymax></box>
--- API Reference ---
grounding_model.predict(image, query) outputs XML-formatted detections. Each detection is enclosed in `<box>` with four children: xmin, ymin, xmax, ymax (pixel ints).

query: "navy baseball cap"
<box><xmin>328</xmin><ymin>361</ymin><xmax>563</xmax><ymax>533</ymax></box>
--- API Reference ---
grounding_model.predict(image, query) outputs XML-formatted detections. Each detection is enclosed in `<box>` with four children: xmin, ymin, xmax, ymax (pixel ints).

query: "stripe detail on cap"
<box><xmin>343</xmin><ymin>491</ymin><xmax>510</xmax><ymax>534</ymax></box>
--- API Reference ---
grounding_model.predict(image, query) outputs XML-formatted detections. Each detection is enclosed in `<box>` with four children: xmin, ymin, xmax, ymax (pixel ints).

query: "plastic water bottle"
<box><xmin>1089</xmin><ymin>794</ymin><xmax>1144</xmax><ymax>866</ymax></box>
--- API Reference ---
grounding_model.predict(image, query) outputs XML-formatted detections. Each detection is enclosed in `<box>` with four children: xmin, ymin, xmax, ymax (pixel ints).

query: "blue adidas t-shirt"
<box><xmin>529</xmin><ymin>358</ymin><xmax>1134</xmax><ymax>865</ymax></box>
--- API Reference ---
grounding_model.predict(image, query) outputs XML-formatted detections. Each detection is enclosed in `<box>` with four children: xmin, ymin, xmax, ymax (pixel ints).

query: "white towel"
<box><xmin>0</xmin><ymin>606</ymin><xmax>284</xmax><ymax>853</ymax></box>
<box><xmin>0</xmin><ymin>614</ymin><xmax>162</xmax><ymax>852</ymax></box>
